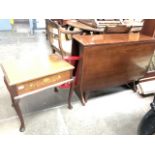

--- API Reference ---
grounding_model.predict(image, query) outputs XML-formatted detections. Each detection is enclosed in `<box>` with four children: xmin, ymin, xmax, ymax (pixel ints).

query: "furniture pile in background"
<box><xmin>77</xmin><ymin>19</ymin><xmax>143</xmax><ymax>33</ymax></box>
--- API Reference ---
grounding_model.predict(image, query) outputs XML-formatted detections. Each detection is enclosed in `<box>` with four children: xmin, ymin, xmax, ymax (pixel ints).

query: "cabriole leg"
<box><xmin>11</xmin><ymin>96</ymin><xmax>25</xmax><ymax>132</ymax></box>
<box><xmin>68</xmin><ymin>81</ymin><xmax>75</xmax><ymax>109</ymax></box>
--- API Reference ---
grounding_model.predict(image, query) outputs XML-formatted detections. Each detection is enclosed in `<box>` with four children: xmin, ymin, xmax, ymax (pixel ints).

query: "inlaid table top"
<box><xmin>1</xmin><ymin>54</ymin><xmax>74</xmax><ymax>86</ymax></box>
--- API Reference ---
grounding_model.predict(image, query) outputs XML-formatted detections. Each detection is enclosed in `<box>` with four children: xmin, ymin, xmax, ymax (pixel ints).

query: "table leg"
<box><xmin>11</xmin><ymin>96</ymin><xmax>25</xmax><ymax>132</ymax></box>
<box><xmin>133</xmin><ymin>81</ymin><xmax>137</xmax><ymax>92</ymax></box>
<box><xmin>79</xmin><ymin>88</ymin><xmax>86</xmax><ymax>106</ymax></box>
<box><xmin>83</xmin><ymin>92</ymin><xmax>89</xmax><ymax>103</ymax></box>
<box><xmin>68</xmin><ymin>81</ymin><xmax>75</xmax><ymax>109</ymax></box>
<box><xmin>126</xmin><ymin>81</ymin><xmax>137</xmax><ymax>92</ymax></box>
<box><xmin>54</xmin><ymin>87</ymin><xmax>59</xmax><ymax>93</ymax></box>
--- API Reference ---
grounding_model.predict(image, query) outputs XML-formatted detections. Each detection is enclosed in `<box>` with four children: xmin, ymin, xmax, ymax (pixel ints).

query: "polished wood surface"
<box><xmin>141</xmin><ymin>19</ymin><xmax>155</xmax><ymax>37</ymax></box>
<box><xmin>72</xmin><ymin>33</ymin><xmax>155</xmax><ymax>104</ymax></box>
<box><xmin>2</xmin><ymin>54</ymin><xmax>74</xmax><ymax>86</ymax></box>
<box><xmin>16</xmin><ymin>71</ymin><xmax>71</xmax><ymax>95</ymax></box>
<box><xmin>73</xmin><ymin>33</ymin><xmax>155</xmax><ymax>46</ymax></box>
<box><xmin>66</xmin><ymin>20</ymin><xmax>105</xmax><ymax>32</ymax></box>
<box><xmin>2</xmin><ymin>54</ymin><xmax>75</xmax><ymax>131</ymax></box>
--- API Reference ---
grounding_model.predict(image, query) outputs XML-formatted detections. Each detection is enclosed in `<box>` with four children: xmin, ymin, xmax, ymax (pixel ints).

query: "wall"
<box><xmin>0</xmin><ymin>19</ymin><xmax>12</xmax><ymax>31</ymax></box>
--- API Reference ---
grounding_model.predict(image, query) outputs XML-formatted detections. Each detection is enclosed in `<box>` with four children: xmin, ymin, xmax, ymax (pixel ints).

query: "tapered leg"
<box><xmin>11</xmin><ymin>96</ymin><xmax>25</xmax><ymax>132</ymax></box>
<box><xmin>79</xmin><ymin>87</ymin><xmax>86</xmax><ymax>106</ymax></box>
<box><xmin>133</xmin><ymin>81</ymin><xmax>137</xmax><ymax>92</ymax></box>
<box><xmin>126</xmin><ymin>81</ymin><xmax>137</xmax><ymax>92</ymax></box>
<box><xmin>83</xmin><ymin>92</ymin><xmax>89</xmax><ymax>103</ymax></box>
<box><xmin>68</xmin><ymin>81</ymin><xmax>75</xmax><ymax>109</ymax></box>
<box><xmin>4</xmin><ymin>77</ymin><xmax>25</xmax><ymax>132</ymax></box>
<box><xmin>54</xmin><ymin>87</ymin><xmax>59</xmax><ymax>93</ymax></box>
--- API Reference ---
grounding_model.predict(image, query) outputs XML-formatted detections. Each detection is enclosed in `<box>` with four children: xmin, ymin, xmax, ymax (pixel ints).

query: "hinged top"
<box><xmin>1</xmin><ymin>54</ymin><xmax>74</xmax><ymax>86</ymax></box>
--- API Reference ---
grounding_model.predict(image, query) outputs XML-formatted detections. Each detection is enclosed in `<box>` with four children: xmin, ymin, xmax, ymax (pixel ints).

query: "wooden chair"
<box><xmin>46</xmin><ymin>19</ymin><xmax>82</xmax><ymax>108</ymax></box>
<box><xmin>46</xmin><ymin>19</ymin><xmax>82</xmax><ymax>58</ymax></box>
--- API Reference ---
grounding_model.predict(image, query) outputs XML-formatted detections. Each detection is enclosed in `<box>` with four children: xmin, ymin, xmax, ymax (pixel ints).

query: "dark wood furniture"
<box><xmin>78</xmin><ymin>19</ymin><xmax>121</xmax><ymax>28</ymax></box>
<box><xmin>105</xmin><ymin>25</ymin><xmax>131</xmax><ymax>33</ymax></box>
<box><xmin>1</xmin><ymin>54</ymin><xmax>74</xmax><ymax>131</ymax></box>
<box><xmin>71</xmin><ymin>33</ymin><xmax>155</xmax><ymax>104</ymax></box>
<box><xmin>139</xmin><ymin>19</ymin><xmax>155</xmax><ymax>79</ymax></box>
<box><xmin>66</xmin><ymin>19</ymin><xmax>133</xmax><ymax>34</ymax></box>
<box><xmin>66</xmin><ymin>20</ymin><xmax>105</xmax><ymax>33</ymax></box>
<box><xmin>141</xmin><ymin>19</ymin><xmax>155</xmax><ymax>38</ymax></box>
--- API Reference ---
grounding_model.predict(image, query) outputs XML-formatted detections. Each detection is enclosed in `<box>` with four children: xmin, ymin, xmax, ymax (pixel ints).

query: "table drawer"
<box><xmin>16</xmin><ymin>71</ymin><xmax>72</xmax><ymax>95</ymax></box>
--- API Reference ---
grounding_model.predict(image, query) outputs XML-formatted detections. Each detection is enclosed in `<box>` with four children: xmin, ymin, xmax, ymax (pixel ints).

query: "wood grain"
<box><xmin>1</xmin><ymin>54</ymin><xmax>74</xmax><ymax>86</ymax></box>
<box><xmin>72</xmin><ymin>33</ymin><xmax>155</xmax><ymax>102</ymax></box>
<box><xmin>16</xmin><ymin>71</ymin><xmax>71</xmax><ymax>95</ymax></box>
<box><xmin>73</xmin><ymin>33</ymin><xmax>155</xmax><ymax>46</ymax></box>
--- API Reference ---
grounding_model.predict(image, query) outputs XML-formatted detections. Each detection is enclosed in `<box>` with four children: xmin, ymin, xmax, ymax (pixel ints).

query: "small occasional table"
<box><xmin>1</xmin><ymin>54</ymin><xmax>74</xmax><ymax>132</ymax></box>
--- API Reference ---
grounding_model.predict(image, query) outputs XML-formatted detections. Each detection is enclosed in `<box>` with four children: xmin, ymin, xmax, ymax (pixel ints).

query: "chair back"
<box><xmin>47</xmin><ymin>19</ymin><xmax>66</xmax><ymax>57</ymax></box>
<box><xmin>46</xmin><ymin>19</ymin><xmax>82</xmax><ymax>58</ymax></box>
